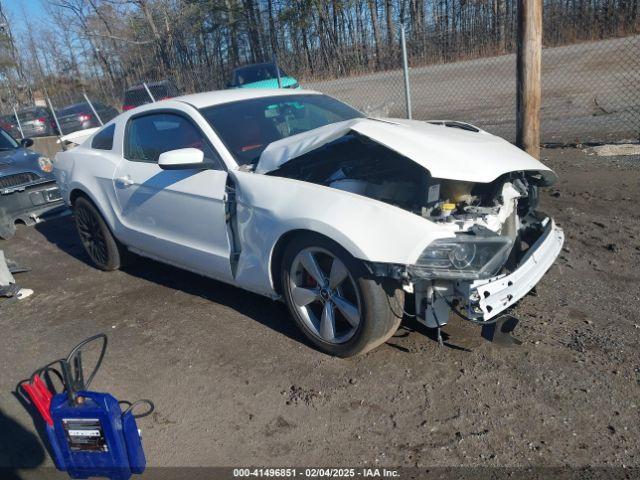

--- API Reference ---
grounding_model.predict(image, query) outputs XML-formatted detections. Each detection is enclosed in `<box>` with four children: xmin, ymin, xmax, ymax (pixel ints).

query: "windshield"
<box><xmin>19</xmin><ymin>108</ymin><xmax>48</xmax><ymax>122</ymax></box>
<box><xmin>234</xmin><ymin>64</ymin><xmax>287</xmax><ymax>86</ymax></box>
<box><xmin>200</xmin><ymin>94</ymin><xmax>364</xmax><ymax>165</ymax></box>
<box><xmin>0</xmin><ymin>128</ymin><xmax>19</xmax><ymax>150</ymax></box>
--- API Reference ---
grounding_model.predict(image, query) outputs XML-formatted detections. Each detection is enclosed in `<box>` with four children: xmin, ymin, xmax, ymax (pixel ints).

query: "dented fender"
<box><xmin>228</xmin><ymin>170</ymin><xmax>452</xmax><ymax>297</ymax></box>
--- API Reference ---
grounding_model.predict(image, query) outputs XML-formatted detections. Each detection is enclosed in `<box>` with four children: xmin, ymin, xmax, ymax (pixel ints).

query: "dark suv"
<box><xmin>122</xmin><ymin>80</ymin><xmax>181</xmax><ymax>111</ymax></box>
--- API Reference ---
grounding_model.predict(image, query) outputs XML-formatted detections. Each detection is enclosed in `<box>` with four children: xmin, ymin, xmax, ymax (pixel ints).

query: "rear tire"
<box><xmin>73</xmin><ymin>196</ymin><xmax>127</xmax><ymax>271</ymax></box>
<box><xmin>281</xmin><ymin>233</ymin><xmax>403</xmax><ymax>357</ymax></box>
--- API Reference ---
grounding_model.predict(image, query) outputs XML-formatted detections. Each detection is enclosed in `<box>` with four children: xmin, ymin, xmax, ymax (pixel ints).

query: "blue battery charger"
<box><xmin>20</xmin><ymin>334</ymin><xmax>154</xmax><ymax>480</ymax></box>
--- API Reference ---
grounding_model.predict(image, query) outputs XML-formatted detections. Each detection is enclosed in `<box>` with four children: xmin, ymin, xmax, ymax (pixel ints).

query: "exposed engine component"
<box><xmin>269</xmin><ymin>132</ymin><xmax>544</xmax><ymax>236</ymax></box>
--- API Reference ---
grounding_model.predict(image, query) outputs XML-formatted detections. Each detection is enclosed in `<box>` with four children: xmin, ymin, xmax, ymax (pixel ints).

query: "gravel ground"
<box><xmin>0</xmin><ymin>147</ymin><xmax>639</xmax><ymax>478</ymax></box>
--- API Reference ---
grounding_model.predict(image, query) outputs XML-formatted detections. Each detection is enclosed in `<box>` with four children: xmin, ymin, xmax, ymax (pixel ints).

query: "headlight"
<box><xmin>38</xmin><ymin>156</ymin><xmax>53</xmax><ymax>173</ymax></box>
<box><xmin>409</xmin><ymin>235</ymin><xmax>513</xmax><ymax>280</ymax></box>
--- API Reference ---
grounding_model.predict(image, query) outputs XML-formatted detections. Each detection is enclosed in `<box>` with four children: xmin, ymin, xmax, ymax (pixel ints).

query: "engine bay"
<box><xmin>269</xmin><ymin>132</ymin><xmax>546</xmax><ymax>238</ymax></box>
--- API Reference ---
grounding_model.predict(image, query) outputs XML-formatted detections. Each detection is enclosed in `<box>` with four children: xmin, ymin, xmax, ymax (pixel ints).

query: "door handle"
<box><xmin>115</xmin><ymin>175</ymin><xmax>134</xmax><ymax>188</ymax></box>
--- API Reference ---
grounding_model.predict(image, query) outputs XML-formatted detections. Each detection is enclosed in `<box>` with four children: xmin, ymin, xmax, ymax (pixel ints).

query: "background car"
<box><xmin>15</xmin><ymin>107</ymin><xmax>58</xmax><ymax>137</ymax></box>
<box><xmin>0</xmin><ymin>115</ymin><xmax>21</xmax><ymax>138</ymax></box>
<box><xmin>56</xmin><ymin>102</ymin><xmax>119</xmax><ymax>134</ymax></box>
<box><xmin>0</xmin><ymin>127</ymin><xmax>65</xmax><ymax>238</ymax></box>
<box><xmin>122</xmin><ymin>80</ymin><xmax>181</xmax><ymax>111</ymax></box>
<box><xmin>228</xmin><ymin>63</ymin><xmax>299</xmax><ymax>89</ymax></box>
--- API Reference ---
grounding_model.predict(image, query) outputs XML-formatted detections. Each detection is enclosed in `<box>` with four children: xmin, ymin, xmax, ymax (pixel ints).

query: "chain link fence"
<box><xmin>1</xmin><ymin>6</ymin><xmax>638</xmax><ymax>145</ymax></box>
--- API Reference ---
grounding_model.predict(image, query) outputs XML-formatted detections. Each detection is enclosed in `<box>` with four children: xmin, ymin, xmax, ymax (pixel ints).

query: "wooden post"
<box><xmin>516</xmin><ymin>0</ymin><xmax>542</xmax><ymax>159</ymax></box>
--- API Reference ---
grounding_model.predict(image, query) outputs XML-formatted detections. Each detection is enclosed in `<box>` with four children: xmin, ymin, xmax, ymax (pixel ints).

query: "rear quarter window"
<box><xmin>91</xmin><ymin>124</ymin><xmax>115</xmax><ymax>150</ymax></box>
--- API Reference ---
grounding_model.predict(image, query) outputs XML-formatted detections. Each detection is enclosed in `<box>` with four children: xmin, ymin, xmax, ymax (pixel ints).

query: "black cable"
<box><xmin>386</xmin><ymin>291</ymin><xmax>416</xmax><ymax>319</ymax></box>
<box><xmin>122</xmin><ymin>399</ymin><xmax>155</xmax><ymax>419</ymax></box>
<box><xmin>65</xmin><ymin>333</ymin><xmax>108</xmax><ymax>391</ymax></box>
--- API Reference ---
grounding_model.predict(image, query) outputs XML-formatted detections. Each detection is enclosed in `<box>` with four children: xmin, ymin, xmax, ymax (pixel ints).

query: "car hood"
<box><xmin>0</xmin><ymin>148</ymin><xmax>54</xmax><ymax>181</ymax></box>
<box><xmin>255</xmin><ymin>117</ymin><xmax>556</xmax><ymax>184</ymax></box>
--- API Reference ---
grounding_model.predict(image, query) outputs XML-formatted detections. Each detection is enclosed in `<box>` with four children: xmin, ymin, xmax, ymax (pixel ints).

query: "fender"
<box><xmin>230</xmin><ymin>170</ymin><xmax>453</xmax><ymax>297</ymax></box>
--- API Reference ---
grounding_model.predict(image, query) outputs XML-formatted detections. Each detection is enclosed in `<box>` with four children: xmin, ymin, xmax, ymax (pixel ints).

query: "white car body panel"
<box><xmin>256</xmin><ymin>117</ymin><xmax>556</xmax><ymax>184</ymax></box>
<box><xmin>230</xmin><ymin>170</ymin><xmax>453</xmax><ymax>297</ymax></box>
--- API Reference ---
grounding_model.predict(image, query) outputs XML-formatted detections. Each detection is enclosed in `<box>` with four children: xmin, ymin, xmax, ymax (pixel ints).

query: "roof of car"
<box><xmin>125</xmin><ymin>80</ymin><xmax>175</xmax><ymax>91</ymax></box>
<box><xmin>172</xmin><ymin>88</ymin><xmax>320</xmax><ymax>109</ymax></box>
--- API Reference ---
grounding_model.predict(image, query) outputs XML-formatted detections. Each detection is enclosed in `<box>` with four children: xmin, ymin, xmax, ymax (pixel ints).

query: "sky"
<box><xmin>2</xmin><ymin>0</ymin><xmax>47</xmax><ymax>34</ymax></box>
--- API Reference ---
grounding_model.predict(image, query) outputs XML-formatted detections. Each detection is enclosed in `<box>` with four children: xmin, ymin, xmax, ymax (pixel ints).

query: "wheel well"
<box><xmin>69</xmin><ymin>188</ymin><xmax>89</xmax><ymax>207</ymax></box>
<box><xmin>270</xmin><ymin>229</ymin><xmax>346</xmax><ymax>295</ymax></box>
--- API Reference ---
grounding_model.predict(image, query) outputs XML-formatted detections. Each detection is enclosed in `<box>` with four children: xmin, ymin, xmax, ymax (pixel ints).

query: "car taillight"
<box><xmin>122</xmin><ymin>105</ymin><xmax>134</xmax><ymax>111</ymax></box>
<box><xmin>36</xmin><ymin>117</ymin><xmax>46</xmax><ymax>124</ymax></box>
<box><xmin>79</xmin><ymin>114</ymin><xmax>92</xmax><ymax>122</ymax></box>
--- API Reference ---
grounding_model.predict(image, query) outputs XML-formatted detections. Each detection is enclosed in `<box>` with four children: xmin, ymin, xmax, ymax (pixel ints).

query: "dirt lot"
<box><xmin>1</xmin><ymin>147</ymin><xmax>639</xmax><ymax>477</ymax></box>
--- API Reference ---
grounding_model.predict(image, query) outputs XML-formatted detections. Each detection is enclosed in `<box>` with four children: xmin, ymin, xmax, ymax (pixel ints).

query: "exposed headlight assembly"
<box><xmin>38</xmin><ymin>156</ymin><xmax>53</xmax><ymax>173</ymax></box>
<box><xmin>409</xmin><ymin>235</ymin><xmax>513</xmax><ymax>280</ymax></box>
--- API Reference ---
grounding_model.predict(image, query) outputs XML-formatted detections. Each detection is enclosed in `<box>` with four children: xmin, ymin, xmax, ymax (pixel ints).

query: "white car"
<box><xmin>54</xmin><ymin>89</ymin><xmax>564</xmax><ymax>356</ymax></box>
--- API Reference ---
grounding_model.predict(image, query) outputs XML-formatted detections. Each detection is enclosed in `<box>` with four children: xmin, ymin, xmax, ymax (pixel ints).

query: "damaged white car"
<box><xmin>54</xmin><ymin>90</ymin><xmax>564</xmax><ymax>356</ymax></box>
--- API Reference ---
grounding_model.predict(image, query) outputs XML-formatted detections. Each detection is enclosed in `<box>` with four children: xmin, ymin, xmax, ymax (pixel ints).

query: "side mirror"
<box><xmin>20</xmin><ymin>138</ymin><xmax>34</xmax><ymax>148</ymax></box>
<box><xmin>158</xmin><ymin>148</ymin><xmax>204</xmax><ymax>170</ymax></box>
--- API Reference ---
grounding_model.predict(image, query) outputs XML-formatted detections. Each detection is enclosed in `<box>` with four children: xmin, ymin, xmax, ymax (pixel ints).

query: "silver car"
<box><xmin>16</xmin><ymin>107</ymin><xmax>58</xmax><ymax>138</ymax></box>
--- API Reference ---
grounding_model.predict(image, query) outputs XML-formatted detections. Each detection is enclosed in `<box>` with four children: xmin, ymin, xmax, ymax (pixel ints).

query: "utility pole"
<box><xmin>516</xmin><ymin>0</ymin><xmax>542</xmax><ymax>159</ymax></box>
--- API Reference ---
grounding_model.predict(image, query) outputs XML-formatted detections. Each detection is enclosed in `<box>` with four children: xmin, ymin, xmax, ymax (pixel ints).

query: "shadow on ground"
<box><xmin>0</xmin><ymin>407</ymin><xmax>46</xmax><ymax>479</ymax></box>
<box><xmin>34</xmin><ymin>216</ymin><xmax>309</xmax><ymax>347</ymax></box>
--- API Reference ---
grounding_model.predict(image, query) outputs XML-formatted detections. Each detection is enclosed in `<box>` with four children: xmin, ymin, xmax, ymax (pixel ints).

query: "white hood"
<box><xmin>255</xmin><ymin>118</ymin><xmax>556</xmax><ymax>184</ymax></box>
<box><xmin>57</xmin><ymin>127</ymin><xmax>100</xmax><ymax>146</ymax></box>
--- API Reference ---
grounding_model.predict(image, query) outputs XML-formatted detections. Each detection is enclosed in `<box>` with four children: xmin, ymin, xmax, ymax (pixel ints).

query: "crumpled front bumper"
<box><xmin>0</xmin><ymin>180</ymin><xmax>66</xmax><ymax>238</ymax></box>
<box><xmin>460</xmin><ymin>217</ymin><xmax>564</xmax><ymax>320</ymax></box>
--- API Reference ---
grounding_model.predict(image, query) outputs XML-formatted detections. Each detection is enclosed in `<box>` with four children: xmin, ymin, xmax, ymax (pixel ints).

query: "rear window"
<box><xmin>19</xmin><ymin>109</ymin><xmax>48</xmax><ymax>121</ymax></box>
<box><xmin>91</xmin><ymin>124</ymin><xmax>115</xmax><ymax>150</ymax></box>
<box><xmin>58</xmin><ymin>104</ymin><xmax>88</xmax><ymax>116</ymax></box>
<box><xmin>124</xmin><ymin>83</ymin><xmax>179</xmax><ymax>107</ymax></box>
<box><xmin>233</xmin><ymin>64</ymin><xmax>287</xmax><ymax>86</ymax></box>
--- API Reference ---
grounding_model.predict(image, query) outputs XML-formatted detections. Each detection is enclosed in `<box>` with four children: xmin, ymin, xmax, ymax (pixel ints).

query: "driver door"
<box><xmin>112</xmin><ymin>111</ymin><xmax>234</xmax><ymax>283</ymax></box>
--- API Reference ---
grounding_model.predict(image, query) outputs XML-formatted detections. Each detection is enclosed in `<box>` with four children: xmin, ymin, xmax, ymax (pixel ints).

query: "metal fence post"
<box><xmin>46</xmin><ymin>96</ymin><xmax>63</xmax><ymax>137</ymax></box>
<box><xmin>46</xmin><ymin>95</ymin><xmax>67</xmax><ymax>151</ymax></box>
<box><xmin>83</xmin><ymin>92</ymin><xmax>103</xmax><ymax>126</ymax></box>
<box><xmin>142</xmin><ymin>82</ymin><xmax>156</xmax><ymax>102</ymax></box>
<box><xmin>273</xmin><ymin>54</ymin><xmax>282</xmax><ymax>88</ymax></box>
<box><xmin>400</xmin><ymin>23</ymin><xmax>412</xmax><ymax>120</ymax></box>
<box><xmin>12</xmin><ymin>105</ymin><xmax>24</xmax><ymax>139</ymax></box>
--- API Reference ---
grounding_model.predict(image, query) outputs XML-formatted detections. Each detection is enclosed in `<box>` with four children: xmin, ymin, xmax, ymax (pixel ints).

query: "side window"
<box><xmin>124</xmin><ymin>112</ymin><xmax>221</xmax><ymax>168</ymax></box>
<box><xmin>91</xmin><ymin>124</ymin><xmax>115</xmax><ymax>150</ymax></box>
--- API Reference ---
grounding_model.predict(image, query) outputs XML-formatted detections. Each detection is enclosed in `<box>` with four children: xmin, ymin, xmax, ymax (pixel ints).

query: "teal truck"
<box><xmin>228</xmin><ymin>63</ymin><xmax>299</xmax><ymax>90</ymax></box>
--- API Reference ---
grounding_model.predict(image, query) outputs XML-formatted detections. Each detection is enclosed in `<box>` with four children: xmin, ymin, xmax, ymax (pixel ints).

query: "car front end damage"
<box><xmin>406</xmin><ymin>214</ymin><xmax>564</xmax><ymax>332</ymax></box>
<box><xmin>0</xmin><ymin>162</ymin><xmax>66</xmax><ymax>239</ymax></box>
<box><xmin>371</xmin><ymin>174</ymin><xmax>564</xmax><ymax>339</ymax></box>
<box><xmin>259</xmin><ymin>117</ymin><xmax>564</xmax><ymax>341</ymax></box>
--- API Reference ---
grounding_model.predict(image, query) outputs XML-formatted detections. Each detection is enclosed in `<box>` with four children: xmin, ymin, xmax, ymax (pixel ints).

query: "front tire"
<box><xmin>281</xmin><ymin>233</ymin><xmax>403</xmax><ymax>357</ymax></box>
<box><xmin>74</xmin><ymin>196</ymin><xmax>127</xmax><ymax>271</ymax></box>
